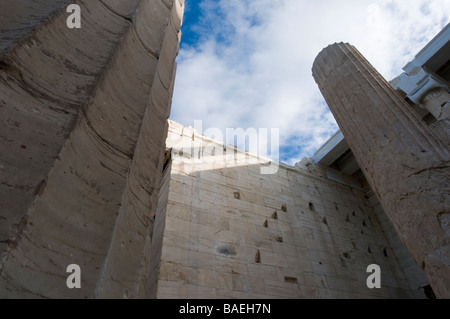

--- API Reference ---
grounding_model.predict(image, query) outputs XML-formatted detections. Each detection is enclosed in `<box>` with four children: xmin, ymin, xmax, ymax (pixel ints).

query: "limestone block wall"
<box><xmin>0</xmin><ymin>0</ymin><xmax>184</xmax><ymax>298</ymax></box>
<box><xmin>151</xmin><ymin>121</ymin><xmax>420</xmax><ymax>298</ymax></box>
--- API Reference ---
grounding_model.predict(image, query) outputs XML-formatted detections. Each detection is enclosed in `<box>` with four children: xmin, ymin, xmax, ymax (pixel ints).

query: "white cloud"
<box><xmin>171</xmin><ymin>0</ymin><xmax>450</xmax><ymax>165</ymax></box>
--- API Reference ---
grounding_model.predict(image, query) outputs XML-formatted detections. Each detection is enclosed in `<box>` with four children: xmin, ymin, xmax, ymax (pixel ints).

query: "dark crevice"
<box><xmin>422</xmin><ymin>285</ymin><xmax>436</xmax><ymax>299</ymax></box>
<box><xmin>255</xmin><ymin>250</ymin><xmax>261</xmax><ymax>264</ymax></box>
<box><xmin>162</xmin><ymin>149</ymin><xmax>172</xmax><ymax>173</ymax></box>
<box><xmin>284</xmin><ymin>277</ymin><xmax>298</xmax><ymax>284</ymax></box>
<box><xmin>99</xmin><ymin>0</ymin><xmax>138</xmax><ymax>23</ymax></box>
<box><xmin>407</xmin><ymin>165</ymin><xmax>450</xmax><ymax>178</ymax></box>
<box><xmin>0</xmin><ymin>60</ymin><xmax>9</xmax><ymax>70</ymax></box>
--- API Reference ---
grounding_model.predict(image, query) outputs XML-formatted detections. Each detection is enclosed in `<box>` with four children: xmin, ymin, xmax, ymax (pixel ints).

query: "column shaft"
<box><xmin>0</xmin><ymin>0</ymin><xmax>184</xmax><ymax>298</ymax></box>
<box><xmin>312</xmin><ymin>43</ymin><xmax>450</xmax><ymax>298</ymax></box>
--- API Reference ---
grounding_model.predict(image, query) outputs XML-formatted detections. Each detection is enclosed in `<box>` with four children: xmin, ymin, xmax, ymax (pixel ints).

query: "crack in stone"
<box><xmin>407</xmin><ymin>165</ymin><xmax>450</xmax><ymax>178</ymax></box>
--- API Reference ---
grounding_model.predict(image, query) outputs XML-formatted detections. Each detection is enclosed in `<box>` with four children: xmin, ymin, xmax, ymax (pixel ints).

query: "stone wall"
<box><xmin>152</xmin><ymin>121</ymin><xmax>422</xmax><ymax>298</ymax></box>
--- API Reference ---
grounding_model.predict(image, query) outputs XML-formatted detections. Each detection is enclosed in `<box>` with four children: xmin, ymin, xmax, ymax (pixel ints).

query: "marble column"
<box><xmin>0</xmin><ymin>0</ymin><xmax>184</xmax><ymax>298</ymax></box>
<box><xmin>312</xmin><ymin>43</ymin><xmax>450</xmax><ymax>298</ymax></box>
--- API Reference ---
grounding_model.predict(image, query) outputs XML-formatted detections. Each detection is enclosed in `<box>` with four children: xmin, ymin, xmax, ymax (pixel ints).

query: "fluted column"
<box><xmin>0</xmin><ymin>0</ymin><xmax>184</xmax><ymax>298</ymax></box>
<box><xmin>96</xmin><ymin>0</ymin><xmax>184</xmax><ymax>298</ymax></box>
<box><xmin>0</xmin><ymin>0</ymin><xmax>139</xmax><ymax>260</ymax></box>
<box><xmin>312</xmin><ymin>43</ymin><xmax>450</xmax><ymax>298</ymax></box>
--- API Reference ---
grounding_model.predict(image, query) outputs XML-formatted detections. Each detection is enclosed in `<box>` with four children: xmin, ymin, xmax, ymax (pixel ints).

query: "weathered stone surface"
<box><xmin>429</xmin><ymin>119</ymin><xmax>450</xmax><ymax>147</ymax></box>
<box><xmin>149</xmin><ymin>120</ymin><xmax>425</xmax><ymax>299</ymax></box>
<box><xmin>0</xmin><ymin>0</ymin><xmax>70</xmax><ymax>58</ymax></box>
<box><xmin>312</xmin><ymin>43</ymin><xmax>450</xmax><ymax>298</ymax></box>
<box><xmin>0</xmin><ymin>0</ymin><xmax>134</xmax><ymax>261</ymax></box>
<box><xmin>0</xmin><ymin>0</ymin><xmax>184</xmax><ymax>298</ymax></box>
<box><xmin>1</xmin><ymin>1</ymin><xmax>443</xmax><ymax>300</ymax></box>
<box><xmin>100</xmin><ymin>0</ymin><xmax>142</xmax><ymax>18</ymax></box>
<box><xmin>421</xmin><ymin>88</ymin><xmax>450</xmax><ymax>121</ymax></box>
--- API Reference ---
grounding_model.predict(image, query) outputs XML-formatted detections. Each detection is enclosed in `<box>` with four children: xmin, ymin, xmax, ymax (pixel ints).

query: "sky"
<box><xmin>169</xmin><ymin>0</ymin><xmax>450</xmax><ymax>166</ymax></box>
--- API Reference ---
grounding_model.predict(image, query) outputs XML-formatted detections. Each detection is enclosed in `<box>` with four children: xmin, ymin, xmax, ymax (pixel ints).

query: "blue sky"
<box><xmin>170</xmin><ymin>0</ymin><xmax>450</xmax><ymax>166</ymax></box>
